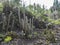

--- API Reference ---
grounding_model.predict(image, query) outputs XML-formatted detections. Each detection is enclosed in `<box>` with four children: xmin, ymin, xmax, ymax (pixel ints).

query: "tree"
<box><xmin>53</xmin><ymin>0</ymin><xmax>59</xmax><ymax>10</ymax></box>
<box><xmin>6</xmin><ymin>0</ymin><xmax>22</xmax><ymax>7</ymax></box>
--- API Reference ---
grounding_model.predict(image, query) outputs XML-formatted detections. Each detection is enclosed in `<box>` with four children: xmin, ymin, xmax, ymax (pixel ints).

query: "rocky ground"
<box><xmin>1</xmin><ymin>28</ymin><xmax>60</xmax><ymax>45</ymax></box>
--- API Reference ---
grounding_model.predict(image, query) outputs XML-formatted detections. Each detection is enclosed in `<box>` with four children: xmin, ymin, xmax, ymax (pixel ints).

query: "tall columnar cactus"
<box><xmin>11</xmin><ymin>15</ymin><xmax>15</xmax><ymax>31</ymax></box>
<box><xmin>6</xmin><ymin>11</ymin><xmax>12</xmax><ymax>32</ymax></box>
<box><xmin>25</xmin><ymin>16</ymin><xmax>28</xmax><ymax>31</ymax></box>
<box><xmin>2</xmin><ymin>13</ymin><xmax>7</xmax><ymax>33</ymax></box>
<box><xmin>21</xmin><ymin>19</ymin><xmax>24</xmax><ymax>29</ymax></box>
<box><xmin>31</xmin><ymin>17</ymin><xmax>34</xmax><ymax>28</ymax></box>
<box><xmin>18</xmin><ymin>7</ymin><xmax>21</xmax><ymax>29</ymax></box>
<box><xmin>29</xmin><ymin>19</ymin><xmax>31</xmax><ymax>28</ymax></box>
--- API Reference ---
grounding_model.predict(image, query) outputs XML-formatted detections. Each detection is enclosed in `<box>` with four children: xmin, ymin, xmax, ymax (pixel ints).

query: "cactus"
<box><xmin>6</xmin><ymin>11</ymin><xmax>12</xmax><ymax>32</ymax></box>
<box><xmin>11</xmin><ymin>15</ymin><xmax>15</xmax><ymax>31</ymax></box>
<box><xmin>18</xmin><ymin>7</ymin><xmax>21</xmax><ymax>28</ymax></box>
<box><xmin>2</xmin><ymin>13</ymin><xmax>6</xmax><ymax>30</ymax></box>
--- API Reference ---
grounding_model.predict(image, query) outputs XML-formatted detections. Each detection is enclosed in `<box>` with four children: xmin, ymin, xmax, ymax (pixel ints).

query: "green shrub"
<box><xmin>43</xmin><ymin>29</ymin><xmax>56</xmax><ymax>43</ymax></box>
<box><xmin>4</xmin><ymin>36</ymin><xmax>12</xmax><ymax>43</ymax></box>
<box><xmin>6</xmin><ymin>31</ymin><xmax>19</xmax><ymax>39</ymax></box>
<box><xmin>0</xmin><ymin>34</ymin><xmax>5</xmax><ymax>38</ymax></box>
<box><xmin>28</xmin><ymin>34</ymin><xmax>32</xmax><ymax>39</ymax></box>
<box><xmin>27</xmin><ymin>32</ymin><xmax>38</xmax><ymax>39</ymax></box>
<box><xmin>0</xmin><ymin>3</ymin><xmax>3</xmax><ymax>12</ymax></box>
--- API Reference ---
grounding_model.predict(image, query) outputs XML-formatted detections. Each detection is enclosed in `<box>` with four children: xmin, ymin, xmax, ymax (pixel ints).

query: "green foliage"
<box><xmin>27</xmin><ymin>4</ymin><xmax>52</xmax><ymax>22</ymax></box>
<box><xmin>0</xmin><ymin>34</ymin><xmax>5</xmax><ymax>38</ymax></box>
<box><xmin>27</xmin><ymin>32</ymin><xmax>38</xmax><ymax>39</ymax></box>
<box><xmin>10</xmin><ymin>0</ymin><xmax>21</xmax><ymax>6</ymax></box>
<box><xmin>43</xmin><ymin>29</ymin><xmax>56</xmax><ymax>43</ymax></box>
<box><xmin>28</xmin><ymin>34</ymin><xmax>32</xmax><ymax>39</ymax></box>
<box><xmin>4</xmin><ymin>36</ymin><xmax>12</xmax><ymax>43</ymax></box>
<box><xmin>33</xmin><ymin>32</ymin><xmax>38</xmax><ymax>38</ymax></box>
<box><xmin>48</xmin><ymin>18</ymin><xmax>60</xmax><ymax>25</ymax></box>
<box><xmin>0</xmin><ymin>3</ymin><xmax>3</xmax><ymax>12</ymax></box>
<box><xmin>54</xmin><ymin>19</ymin><xmax>60</xmax><ymax>24</ymax></box>
<box><xmin>34</xmin><ymin>32</ymin><xmax>38</xmax><ymax>35</ymax></box>
<box><xmin>26</xmin><ymin>4</ymin><xmax>46</xmax><ymax>18</ymax></box>
<box><xmin>6</xmin><ymin>31</ymin><xmax>19</xmax><ymax>39</ymax></box>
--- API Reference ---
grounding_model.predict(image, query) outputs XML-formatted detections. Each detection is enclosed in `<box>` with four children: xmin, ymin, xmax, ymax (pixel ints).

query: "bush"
<box><xmin>6</xmin><ymin>31</ymin><xmax>19</xmax><ymax>39</ymax></box>
<box><xmin>43</xmin><ymin>29</ymin><xmax>56</xmax><ymax>43</ymax></box>
<box><xmin>0</xmin><ymin>34</ymin><xmax>5</xmax><ymax>38</ymax></box>
<box><xmin>0</xmin><ymin>3</ymin><xmax>3</xmax><ymax>12</ymax></box>
<box><xmin>4</xmin><ymin>36</ymin><xmax>12</xmax><ymax>43</ymax></box>
<box><xmin>27</xmin><ymin>32</ymin><xmax>38</xmax><ymax>39</ymax></box>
